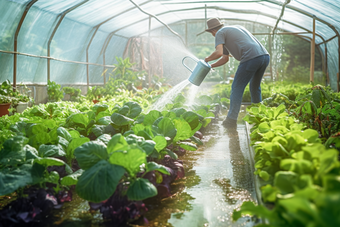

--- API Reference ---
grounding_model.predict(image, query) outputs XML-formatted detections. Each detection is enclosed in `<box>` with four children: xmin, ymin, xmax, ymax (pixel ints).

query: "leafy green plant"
<box><xmin>0</xmin><ymin>94</ymin><xmax>11</xmax><ymax>104</ymax></box>
<box><xmin>73</xmin><ymin>133</ymin><xmax>169</xmax><ymax>202</ymax></box>
<box><xmin>86</xmin><ymin>86</ymin><xmax>105</xmax><ymax>101</ymax></box>
<box><xmin>63</xmin><ymin>86</ymin><xmax>82</xmax><ymax>102</ymax></box>
<box><xmin>47</xmin><ymin>80</ymin><xmax>63</xmax><ymax>102</ymax></box>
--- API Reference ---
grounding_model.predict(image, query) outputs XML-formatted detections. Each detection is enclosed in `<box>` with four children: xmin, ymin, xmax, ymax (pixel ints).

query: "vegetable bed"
<box><xmin>233</xmin><ymin>84</ymin><xmax>340</xmax><ymax>227</ymax></box>
<box><xmin>0</xmin><ymin>88</ymin><xmax>223</xmax><ymax>226</ymax></box>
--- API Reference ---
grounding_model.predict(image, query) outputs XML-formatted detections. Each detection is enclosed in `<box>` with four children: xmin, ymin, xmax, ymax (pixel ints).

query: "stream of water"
<box><xmin>150</xmin><ymin>79</ymin><xmax>191</xmax><ymax>111</ymax></box>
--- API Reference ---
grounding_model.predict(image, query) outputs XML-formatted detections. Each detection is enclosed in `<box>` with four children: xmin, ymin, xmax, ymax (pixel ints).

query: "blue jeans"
<box><xmin>227</xmin><ymin>54</ymin><xmax>270</xmax><ymax>120</ymax></box>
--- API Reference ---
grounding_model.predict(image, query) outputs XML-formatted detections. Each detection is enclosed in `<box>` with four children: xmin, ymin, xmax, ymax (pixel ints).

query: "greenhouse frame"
<box><xmin>0</xmin><ymin>0</ymin><xmax>339</xmax><ymax>92</ymax></box>
<box><xmin>1</xmin><ymin>0</ymin><xmax>340</xmax><ymax>226</ymax></box>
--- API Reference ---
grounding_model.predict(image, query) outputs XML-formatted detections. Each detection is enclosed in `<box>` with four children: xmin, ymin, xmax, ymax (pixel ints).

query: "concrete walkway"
<box><xmin>165</xmin><ymin>120</ymin><xmax>258</xmax><ymax>227</ymax></box>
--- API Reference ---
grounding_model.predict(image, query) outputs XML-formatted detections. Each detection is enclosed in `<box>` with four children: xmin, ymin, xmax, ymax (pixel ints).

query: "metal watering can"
<box><xmin>182</xmin><ymin>56</ymin><xmax>211</xmax><ymax>86</ymax></box>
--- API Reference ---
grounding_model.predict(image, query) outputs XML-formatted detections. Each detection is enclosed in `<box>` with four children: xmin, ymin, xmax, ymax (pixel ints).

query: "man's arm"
<box><xmin>204</xmin><ymin>44</ymin><xmax>229</xmax><ymax>68</ymax></box>
<box><xmin>204</xmin><ymin>44</ymin><xmax>223</xmax><ymax>62</ymax></box>
<box><xmin>211</xmin><ymin>54</ymin><xmax>229</xmax><ymax>68</ymax></box>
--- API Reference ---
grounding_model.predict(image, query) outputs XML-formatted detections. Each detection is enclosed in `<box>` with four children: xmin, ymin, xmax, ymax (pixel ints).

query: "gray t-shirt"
<box><xmin>215</xmin><ymin>25</ymin><xmax>269</xmax><ymax>63</ymax></box>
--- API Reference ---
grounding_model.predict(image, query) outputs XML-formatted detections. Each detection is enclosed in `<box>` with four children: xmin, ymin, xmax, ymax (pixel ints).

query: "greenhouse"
<box><xmin>0</xmin><ymin>0</ymin><xmax>340</xmax><ymax>226</ymax></box>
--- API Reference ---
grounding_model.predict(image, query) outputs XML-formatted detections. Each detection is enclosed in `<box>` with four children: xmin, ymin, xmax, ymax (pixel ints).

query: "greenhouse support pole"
<box><xmin>13</xmin><ymin>0</ymin><xmax>38</xmax><ymax>91</ymax></box>
<box><xmin>338</xmin><ymin>35</ymin><xmax>340</xmax><ymax>92</ymax></box>
<box><xmin>185</xmin><ymin>22</ymin><xmax>188</xmax><ymax>47</ymax></box>
<box><xmin>268</xmin><ymin>33</ymin><xmax>273</xmax><ymax>81</ymax></box>
<box><xmin>148</xmin><ymin>16</ymin><xmax>152</xmax><ymax>88</ymax></box>
<box><xmin>310</xmin><ymin>16</ymin><xmax>315</xmax><ymax>83</ymax></box>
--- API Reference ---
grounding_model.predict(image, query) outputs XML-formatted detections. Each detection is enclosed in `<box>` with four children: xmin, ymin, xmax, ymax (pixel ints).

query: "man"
<box><xmin>204</xmin><ymin>18</ymin><xmax>269</xmax><ymax>129</ymax></box>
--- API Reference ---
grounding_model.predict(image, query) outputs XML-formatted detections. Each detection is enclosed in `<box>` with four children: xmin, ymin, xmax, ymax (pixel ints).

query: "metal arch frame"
<box><xmin>13</xmin><ymin>0</ymin><xmax>38</xmax><ymax>91</ymax></box>
<box><xmin>85</xmin><ymin>0</ymin><xmax>153</xmax><ymax>89</ymax></box>
<box><xmin>128</xmin><ymin>0</ymin><xmax>185</xmax><ymax>45</ymax></box>
<box><xmin>9</xmin><ymin>0</ymin><xmax>339</xmax><ymax>89</ymax></box>
<box><xmin>271</xmin><ymin>0</ymin><xmax>290</xmax><ymax>34</ymax></box>
<box><xmin>153</xmin><ymin>7</ymin><xmax>328</xmax><ymax>43</ymax></box>
<box><xmin>47</xmin><ymin>0</ymin><xmax>89</xmax><ymax>82</ymax></box>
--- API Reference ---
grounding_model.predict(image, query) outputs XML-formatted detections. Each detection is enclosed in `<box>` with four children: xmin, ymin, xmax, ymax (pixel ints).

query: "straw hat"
<box><xmin>205</xmin><ymin>18</ymin><xmax>224</xmax><ymax>32</ymax></box>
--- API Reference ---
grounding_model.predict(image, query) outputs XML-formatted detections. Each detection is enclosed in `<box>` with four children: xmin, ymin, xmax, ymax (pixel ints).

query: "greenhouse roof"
<box><xmin>0</xmin><ymin>0</ymin><xmax>339</xmax><ymax>90</ymax></box>
<box><xmin>17</xmin><ymin>0</ymin><xmax>339</xmax><ymax>41</ymax></box>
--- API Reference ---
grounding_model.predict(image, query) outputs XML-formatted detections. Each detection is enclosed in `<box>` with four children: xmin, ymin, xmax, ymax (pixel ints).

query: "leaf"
<box><xmin>318</xmin><ymin>148</ymin><xmax>339</xmax><ymax>176</ymax></box>
<box><xmin>111</xmin><ymin>113</ymin><xmax>134</xmax><ymax>126</ymax></box>
<box><xmin>61</xmin><ymin>169</ymin><xmax>84</xmax><ymax>186</ymax></box>
<box><xmin>107</xmin><ymin>133</ymin><xmax>128</xmax><ymax>153</ymax></box>
<box><xmin>66</xmin><ymin>113</ymin><xmax>89</xmax><ymax>128</ymax></box>
<box><xmin>121</xmin><ymin>102</ymin><xmax>142</xmax><ymax>119</ymax></box>
<box><xmin>127</xmin><ymin>178</ymin><xmax>157</xmax><ymax>201</ymax></box>
<box><xmin>232</xmin><ymin>201</ymin><xmax>272</xmax><ymax>222</ymax></box>
<box><xmin>171</xmin><ymin>108</ymin><xmax>186</xmax><ymax>117</ymax></box>
<box><xmin>258</xmin><ymin>122</ymin><xmax>271</xmax><ymax>133</ymax></box>
<box><xmin>69</xmin><ymin>130</ymin><xmax>81</xmax><ymax>139</ymax></box>
<box><xmin>57</xmin><ymin>127</ymin><xmax>72</xmax><ymax>142</ymax></box>
<box><xmin>38</xmin><ymin>144</ymin><xmax>66</xmax><ymax>158</ymax></box>
<box><xmin>259</xmin><ymin>170</ymin><xmax>270</xmax><ymax>181</ymax></box>
<box><xmin>29</xmin><ymin>133</ymin><xmax>51</xmax><ymax>149</ymax></box>
<box><xmin>157</xmin><ymin>117</ymin><xmax>177</xmax><ymax>139</ymax></box>
<box><xmin>97</xmin><ymin>116</ymin><xmax>112</xmax><ymax>125</ymax></box>
<box><xmin>76</xmin><ymin>160</ymin><xmax>125</xmax><ymax>202</ymax></box>
<box><xmin>0</xmin><ymin>164</ymin><xmax>33</xmax><ymax>196</ymax></box>
<box><xmin>182</xmin><ymin>111</ymin><xmax>201</xmax><ymax>131</ymax></box>
<box><xmin>34</xmin><ymin>157</ymin><xmax>66</xmax><ymax>167</ymax></box>
<box><xmin>74</xmin><ymin>141</ymin><xmax>108</xmax><ymax>170</ymax></box>
<box><xmin>96</xmin><ymin>134</ymin><xmax>112</xmax><ymax>145</ymax></box>
<box><xmin>26</xmin><ymin>124</ymin><xmax>48</xmax><ymax>137</ymax></box>
<box><xmin>91</xmin><ymin>125</ymin><xmax>106</xmax><ymax>137</ymax></box>
<box><xmin>173</xmin><ymin>118</ymin><xmax>192</xmax><ymax>142</ymax></box>
<box><xmin>261</xmin><ymin>184</ymin><xmax>279</xmax><ymax>202</ymax></box>
<box><xmin>67</xmin><ymin>137</ymin><xmax>90</xmax><ymax>159</ymax></box>
<box><xmin>179</xmin><ymin>141</ymin><xmax>197</xmax><ymax>151</ymax></box>
<box><xmin>274</xmin><ymin>171</ymin><xmax>298</xmax><ymax>194</ymax></box>
<box><xmin>146</xmin><ymin>162</ymin><xmax>170</xmax><ymax>175</ymax></box>
<box><xmin>280</xmin><ymin>159</ymin><xmax>313</xmax><ymax>175</ymax></box>
<box><xmin>152</xmin><ymin>135</ymin><xmax>167</xmax><ymax>152</ymax></box>
<box><xmin>143</xmin><ymin>110</ymin><xmax>162</xmax><ymax>126</ymax></box>
<box><xmin>190</xmin><ymin>136</ymin><xmax>203</xmax><ymax>145</ymax></box>
<box><xmin>109</xmin><ymin>145</ymin><xmax>146</xmax><ymax>177</ymax></box>
<box><xmin>91</xmin><ymin>104</ymin><xmax>109</xmax><ymax>115</ymax></box>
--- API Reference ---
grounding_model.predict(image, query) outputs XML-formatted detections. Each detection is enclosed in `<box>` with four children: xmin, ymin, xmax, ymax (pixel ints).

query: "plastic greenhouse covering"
<box><xmin>0</xmin><ymin>0</ymin><xmax>339</xmax><ymax>91</ymax></box>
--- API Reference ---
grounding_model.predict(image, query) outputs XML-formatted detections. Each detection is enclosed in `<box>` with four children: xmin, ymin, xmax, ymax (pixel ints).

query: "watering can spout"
<box><xmin>182</xmin><ymin>56</ymin><xmax>211</xmax><ymax>86</ymax></box>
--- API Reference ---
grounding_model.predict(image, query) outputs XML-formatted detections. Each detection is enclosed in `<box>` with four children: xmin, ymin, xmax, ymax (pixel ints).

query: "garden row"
<box><xmin>232</xmin><ymin>84</ymin><xmax>340</xmax><ymax>227</ymax></box>
<box><xmin>0</xmin><ymin>82</ymin><xmax>225</xmax><ymax>226</ymax></box>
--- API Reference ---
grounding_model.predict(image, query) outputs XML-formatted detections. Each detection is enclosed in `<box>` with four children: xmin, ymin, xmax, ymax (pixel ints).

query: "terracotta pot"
<box><xmin>0</xmin><ymin>103</ymin><xmax>11</xmax><ymax>117</ymax></box>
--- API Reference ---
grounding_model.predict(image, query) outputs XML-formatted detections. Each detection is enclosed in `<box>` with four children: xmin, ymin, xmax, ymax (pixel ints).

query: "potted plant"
<box><xmin>63</xmin><ymin>86</ymin><xmax>82</xmax><ymax>102</ymax></box>
<box><xmin>0</xmin><ymin>80</ymin><xmax>32</xmax><ymax>114</ymax></box>
<box><xmin>0</xmin><ymin>94</ymin><xmax>11</xmax><ymax>117</ymax></box>
<box><xmin>15</xmin><ymin>83</ymin><xmax>33</xmax><ymax>113</ymax></box>
<box><xmin>47</xmin><ymin>80</ymin><xmax>64</xmax><ymax>102</ymax></box>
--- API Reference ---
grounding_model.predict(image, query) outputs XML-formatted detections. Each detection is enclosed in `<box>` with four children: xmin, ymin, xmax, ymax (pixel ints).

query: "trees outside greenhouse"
<box><xmin>0</xmin><ymin>0</ymin><xmax>340</xmax><ymax>226</ymax></box>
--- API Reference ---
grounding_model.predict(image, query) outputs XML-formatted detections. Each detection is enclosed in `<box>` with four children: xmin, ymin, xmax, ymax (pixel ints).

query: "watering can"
<box><xmin>182</xmin><ymin>56</ymin><xmax>211</xmax><ymax>86</ymax></box>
